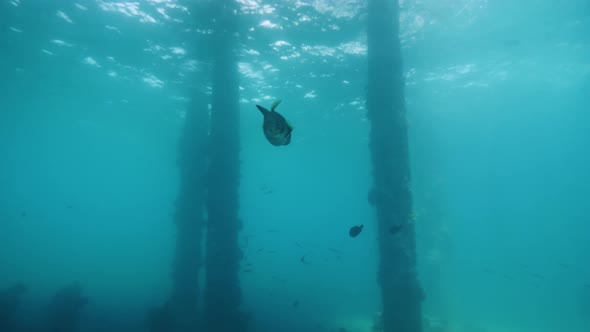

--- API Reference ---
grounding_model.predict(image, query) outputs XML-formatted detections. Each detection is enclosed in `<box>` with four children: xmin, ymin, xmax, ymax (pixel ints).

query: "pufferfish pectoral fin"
<box><xmin>256</xmin><ymin>105</ymin><xmax>270</xmax><ymax>115</ymax></box>
<box><xmin>270</xmin><ymin>99</ymin><xmax>282</xmax><ymax>112</ymax></box>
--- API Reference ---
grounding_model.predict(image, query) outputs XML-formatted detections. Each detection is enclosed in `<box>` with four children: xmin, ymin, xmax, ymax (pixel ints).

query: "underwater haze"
<box><xmin>1</xmin><ymin>0</ymin><xmax>589</xmax><ymax>332</ymax></box>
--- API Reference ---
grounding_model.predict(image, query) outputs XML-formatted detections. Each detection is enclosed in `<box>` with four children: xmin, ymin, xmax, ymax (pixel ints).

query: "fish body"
<box><xmin>349</xmin><ymin>225</ymin><xmax>363</xmax><ymax>237</ymax></box>
<box><xmin>389</xmin><ymin>224</ymin><xmax>404</xmax><ymax>235</ymax></box>
<box><xmin>256</xmin><ymin>100</ymin><xmax>293</xmax><ymax>146</ymax></box>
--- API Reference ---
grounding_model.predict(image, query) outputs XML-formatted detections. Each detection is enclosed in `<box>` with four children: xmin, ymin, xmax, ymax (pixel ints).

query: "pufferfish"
<box><xmin>256</xmin><ymin>100</ymin><xmax>293</xmax><ymax>146</ymax></box>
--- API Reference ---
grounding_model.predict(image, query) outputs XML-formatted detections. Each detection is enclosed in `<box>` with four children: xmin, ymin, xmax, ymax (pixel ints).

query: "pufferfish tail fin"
<box><xmin>270</xmin><ymin>99</ymin><xmax>282</xmax><ymax>112</ymax></box>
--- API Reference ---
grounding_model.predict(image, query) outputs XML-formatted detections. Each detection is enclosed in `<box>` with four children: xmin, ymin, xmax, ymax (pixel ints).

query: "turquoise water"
<box><xmin>1</xmin><ymin>1</ymin><xmax>589</xmax><ymax>331</ymax></box>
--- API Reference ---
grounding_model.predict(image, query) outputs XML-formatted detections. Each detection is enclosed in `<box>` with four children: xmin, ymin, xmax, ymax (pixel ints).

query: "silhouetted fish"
<box><xmin>389</xmin><ymin>224</ymin><xmax>403</xmax><ymax>235</ymax></box>
<box><xmin>256</xmin><ymin>100</ymin><xmax>293</xmax><ymax>146</ymax></box>
<box><xmin>349</xmin><ymin>225</ymin><xmax>363</xmax><ymax>237</ymax></box>
<box><xmin>503</xmin><ymin>39</ymin><xmax>521</xmax><ymax>47</ymax></box>
<box><xmin>260</xmin><ymin>184</ymin><xmax>273</xmax><ymax>195</ymax></box>
<box><xmin>300</xmin><ymin>256</ymin><xmax>309</xmax><ymax>265</ymax></box>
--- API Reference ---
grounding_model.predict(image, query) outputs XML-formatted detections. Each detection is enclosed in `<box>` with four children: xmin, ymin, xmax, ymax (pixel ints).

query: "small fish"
<box><xmin>1</xmin><ymin>283</ymin><xmax>27</xmax><ymax>298</ymax></box>
<box><xmin>242</xmin><ymin>234</ymin><xmax>255</xmax><ymax>247</ymax></box>
<box><xmin>389</xmin><ymin>224</ymin><xmax>403</xmax><ymax>235</ymax></box>
<box><xmin>260</xmin><ymin>184</ymin><xmax>273</xmax><ymax>195</ymax></box>
<box><xmin>272</xmin><ymin>276</ymin><xmax>287</xmax><ymax>283</ymax></box>
<box><xmin>256</xmin><ymin>100</ymin><xmax>293</xmax><ymax>146</ymax></box>
<box><xmin>349</xmin><ymin>225</ymin><xmax>363</xmax><ymax>238</ymax></box>
<box><xmin>300</xmin><ymin>256</ymin><xmax>309</xmax><ymax>265</ymax></box>
<box><xmin>503</xmin><ymin>39</ymin><xmax>521</xmax><ymax>47</ymax></box>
